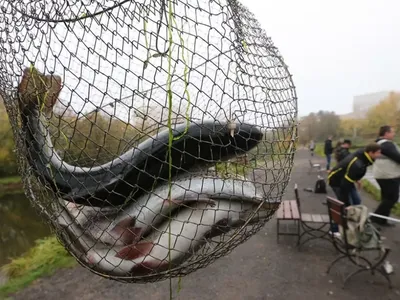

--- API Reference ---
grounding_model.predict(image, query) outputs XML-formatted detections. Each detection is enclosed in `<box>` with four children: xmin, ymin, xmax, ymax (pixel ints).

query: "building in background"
<box><xmin>352</xmin><ymin>91</ymin><xmax>392</xmax><ymax>119</ymax></box>
<box><xmin>339</xmin><ymin>90</ymin><xmax>393</xmax><ymax>120</ymax></box>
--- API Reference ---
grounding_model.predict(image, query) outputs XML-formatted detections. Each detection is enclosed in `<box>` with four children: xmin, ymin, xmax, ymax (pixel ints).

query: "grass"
<box><xmin>314</xmin><ymin>143</ymin><xmax>324</xmax><ymax>157</ymax></box>
<box><xmin>0</xmin><ymin>176</ymin><xmax>23</xmax><ymax>198</ymax></box>
<box><xmin>360</xmin><ymin>179</ymin><xmax>400</xmax><ymax>217</ymax></box>
<box><xmin>0</xmin><ymin>176</ymin><xmax>21</xmax><ymax>185</ymax></box>
<box><xmin>0</xmin><ymin>236</ymin><xmax>77</xmax><ymax>298</ymax></box>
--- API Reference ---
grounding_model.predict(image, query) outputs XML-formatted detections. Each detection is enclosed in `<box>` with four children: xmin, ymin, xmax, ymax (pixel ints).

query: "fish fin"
<box><xmin>215</xmin><ymin>218</ymin><xmax>230</xmax><ymax>227</ymax></box>
<box><xmin>115</xmin><ymin>242</ymin><xmax>154</xmax><ymax>260</ymax></box>
<box><xmin>110</xmin><ymin>218</ymin><xmax>142</xmax><ymax>244</ymax></box>
<box><xmin>113</xmin><ymin>217</ymin><xmax>136</xmax><ymax>230</ymax></box>
<box><xmin>205</xmin><ymin>218</ymin><xmax>231</xmax><ymax>238</ymax></box>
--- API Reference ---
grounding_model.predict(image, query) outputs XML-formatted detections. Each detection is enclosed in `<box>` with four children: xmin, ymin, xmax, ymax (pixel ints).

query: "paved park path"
<box><xmin>10</xmin><ymin>149</ymin><xmax>400</xmax><ymax>300</ymax></box>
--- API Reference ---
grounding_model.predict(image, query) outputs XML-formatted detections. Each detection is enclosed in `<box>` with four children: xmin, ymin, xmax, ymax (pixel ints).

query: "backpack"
<box><xmin>314</xmin><ymin>176</ymin><xmax>327</xmax><ymax>194</ymax></box>
<box><xmin>339</xmin><ymin>205</ymin><xmax>382</xmax><ymax>249</ymax></box>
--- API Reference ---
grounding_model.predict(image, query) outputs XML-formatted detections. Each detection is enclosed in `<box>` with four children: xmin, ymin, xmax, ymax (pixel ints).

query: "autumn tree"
<box><xmin>298</xmin><ymin>110</ymin><xmax>341</xmax><ymax>144</ymax></box>
<box><xmin>339</xmin><ymin>118</ymin><xmax>365</xmax><ymax>139</ymax></box>
<box><xmin>0</xmin><ymin>98</ymin><xmax>19</xmax><ymax>177</ymax></box>
<box><xmin>364</xmin><ymin>92</ymin><xmax>400</xmax><ymax>138</ymax></box>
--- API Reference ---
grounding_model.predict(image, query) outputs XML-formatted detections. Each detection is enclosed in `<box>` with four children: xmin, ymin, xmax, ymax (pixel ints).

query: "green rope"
<box><xmin>164</xmin><ymin>0</ymin><xmax>193</xmax><ymax>297</ymax></box>
<box><xmin>166</xmin><ymin>0</ymin><xmax>175</xmax><ymax>298</ymax></box>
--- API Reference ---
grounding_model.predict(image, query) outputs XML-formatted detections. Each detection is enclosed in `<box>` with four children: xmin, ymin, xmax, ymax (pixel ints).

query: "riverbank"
<box><xmin>0</xmin><ymin>177</ymin><xmax>76</xmax><ymax>298</ymax></box>
<box><xmin>0</xmin><ymin>176</ymin><xmax>23</xmax><ymax>197</ymax></box>
<box><xmin>0</xmin><ymin>236</ymin><xmax>77</xmax><ymax>298</ymax></box>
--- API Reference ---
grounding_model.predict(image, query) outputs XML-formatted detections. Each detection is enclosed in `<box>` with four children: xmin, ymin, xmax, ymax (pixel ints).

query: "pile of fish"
<box><xmin>16</xmin><ymin>67</ymin><xmax>278</xmax><ymax>277</ymax></box>
<box><xmin>55</xmin><ymin>173</ymin><xmax>277</xmax><ymax>276</ymax></box>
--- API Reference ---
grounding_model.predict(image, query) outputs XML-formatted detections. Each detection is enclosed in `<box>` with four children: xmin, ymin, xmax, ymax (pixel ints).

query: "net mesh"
<box><xmin>0</xmin><ymin>0</ymin><xmax>298</xmax><ymax>283</ymax></box>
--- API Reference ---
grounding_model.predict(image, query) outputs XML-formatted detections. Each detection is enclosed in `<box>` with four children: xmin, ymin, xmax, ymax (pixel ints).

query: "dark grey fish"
<box><xmin>20</xmin><ymin>104</ymin><xmax>263</xmax><ymax>207</ymax></box>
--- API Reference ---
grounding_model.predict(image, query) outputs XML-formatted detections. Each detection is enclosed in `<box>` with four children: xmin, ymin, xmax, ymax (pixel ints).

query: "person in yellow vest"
<box><xmin>327</xmin><ymin>143</ymin><xmax>381</xmax><ymax>234</ymax></box>
<box><xmin>328</xmin><ymin>143</ymin><xmax>381</xmax><ymax>207</ymax></box>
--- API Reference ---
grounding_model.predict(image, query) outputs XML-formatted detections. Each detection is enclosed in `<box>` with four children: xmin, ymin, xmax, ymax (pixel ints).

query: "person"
<box><xmin>328</xmin><ymin>143</ymin><xmax>381</xmax><ymax>234</ymax></box>
<box><xmin>333</xmin><ymin>140</ymin><xmax>342</xmax><ymax>161</ymax></box>
<box><xmin>334</xmin><ymin>139</ymin><xmax>352</xmax><ymax>163</ymax></box>
<box><xmin>370</xmin><ymin>125</ymin><xmax>400</xmax><ymax>227</ymax></box>
<box><xmin>309</xmin><ymin>140</ymin><xmax>315</xmax><ymax>156</ymax></box>
<box><xmin>324</xmin><ymin>136</ymin><xmax>333</xmax><ymax>170</ymax></box>
<box><xmin>333</xmin><ymin>139</ymin><xmax>362</xmax><ymax>205</ymax></box>
<box><xmin>328</xmin><ymin>143</ymin><xmax>381</xmax><ymax>207</ymax></box>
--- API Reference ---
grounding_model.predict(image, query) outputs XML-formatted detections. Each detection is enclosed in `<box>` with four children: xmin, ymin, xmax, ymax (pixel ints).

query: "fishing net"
<box><xmin>0</xmin><ymin>0</ymin><xmax>297</xmax><ymax>283</ymax></box>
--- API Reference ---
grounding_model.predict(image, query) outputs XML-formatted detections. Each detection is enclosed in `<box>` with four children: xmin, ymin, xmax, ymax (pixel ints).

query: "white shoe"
<box><xmin>329</xmin><ymin>231</ymin><xmax>341</xmax><ymax>238</ymax></box>
<box><xmin>383</xmin><ymin>261</ymin><xmax>394</xmax><ymax>275</ymax></box>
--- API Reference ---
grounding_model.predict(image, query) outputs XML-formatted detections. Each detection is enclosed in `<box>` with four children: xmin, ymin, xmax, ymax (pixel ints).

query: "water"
<box><xmin>0</xmin><ymin>192</ymin><xmax>51</xmax><ymax>267</ymax></box>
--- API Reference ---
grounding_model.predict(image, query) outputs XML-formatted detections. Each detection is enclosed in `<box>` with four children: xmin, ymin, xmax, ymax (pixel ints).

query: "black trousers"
<box><xmin>371</xmin><ymin>178</ymin><xmax>400</xmax><ymax>224</ymax></box>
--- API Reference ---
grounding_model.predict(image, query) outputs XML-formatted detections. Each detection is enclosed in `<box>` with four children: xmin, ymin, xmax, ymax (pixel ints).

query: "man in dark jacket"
<box><xmin>333</xmin><ymin>139</ymin><xmax>363</xmax><ymax>205</ymax></box>
<box><xmin>371</xmin><ymin>125</ymin><xmax>400</xmax><ymax>227</ymax></box>
<box><xmin>324</xmin><ymin>136</ymin><xmax>334</xmax><ymax>170</ymax></box>
<box><xmin>328</xmin><ymin>143</ymin><xmax>381</xmax><ymax>207</ymax></box>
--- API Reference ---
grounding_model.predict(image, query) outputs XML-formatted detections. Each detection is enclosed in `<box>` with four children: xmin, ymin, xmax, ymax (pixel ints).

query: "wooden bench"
<box><xmin>276</xmin><ymin>199</ymin><xmax>300</xmax><ymax>243</ymax></box>
<box><xmin>326</xmin><ymin>197</ymin><xmax>392</xmax><ymax>289</ymax></box>
<box><xmin>277</xmin><ymin>184</ymin><xmax>331</xmax><ymax>248</ymax></box>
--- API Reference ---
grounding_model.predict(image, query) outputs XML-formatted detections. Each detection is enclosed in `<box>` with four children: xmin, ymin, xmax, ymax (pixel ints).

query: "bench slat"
<box><xmin>311</xmin><ymin>214</ymin><xmax>323</xmax><ymax>223</ymax></box>
<box><xmin>290</xmin><ymin>200</ymin><xmax>300</xmax><ymax>219</ymax></box>
<box><xmin>301</xmin><ymin>213</ymin><xmax>313</xmax><ymax>222</ymax></box>
<box><xmin>321</xmin><ymin>214</ymin><xmax>330</xmax><ymax>223</ymax></box>
<box><xmin>301</xmin><ymin>213</ymin><xmax>330</xmax><ymax>223</ymax></box>
<box><xmin>276</xmin><ymin>200</ymin><xmax>301</xmax><ymax>220</ymax></box>
<box><xmin>283</xmin><ymin>201</ymin><xmax>292</xmax><ymax>219</ymax></box>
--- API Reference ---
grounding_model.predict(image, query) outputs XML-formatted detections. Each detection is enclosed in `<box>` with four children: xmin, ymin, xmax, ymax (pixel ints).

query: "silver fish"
<box><xmin>63</xmin><ymin>201</ymin><xmax>119</xmax><ymax>227</ymax></box>
<box><xmin>104</xmin><ymin>174</ymin><xmax>267</xmax><ymax>246</ymax></box>
<box><xmin>54</xmin><ymin>201</ymin><xmax>98</xmax><ymax>256</ymax></box>
<box><xmin>60</xmin><ymin>200</ymin><xmax>132</xmax><ymax>246</ymax></box>
<box><xmin>85</xmin><ymin>198</ymin><xmax>275</xmax><ymax>276</ymax></box>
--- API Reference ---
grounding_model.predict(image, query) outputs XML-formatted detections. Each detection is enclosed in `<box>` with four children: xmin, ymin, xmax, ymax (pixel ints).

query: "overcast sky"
<box><xmin>243</xmin><ymin>0</ymin><xmax>400</xmax><ymax>117</ymax></box>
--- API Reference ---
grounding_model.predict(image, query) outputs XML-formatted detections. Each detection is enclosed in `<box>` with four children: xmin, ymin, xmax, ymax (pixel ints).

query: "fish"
<box><xmin>17</xmin><ymin>67</ymin><xmax>263</xmax><ymax>207</ymax></box>
<box><xmin>102</xmin><ymin>173</ymin><xmax>269</xmax><ymax>246</ymax></box>
<box><xmin>85</xmin><ymin>201</ymin><xmax>220</xmax><ymax>276</ymax></box>
<box><xmin>63</xmin><ymin>201</ymin><xmax>120</xmax><ymax>227</ymax></box>
<box><xmin>204</xmin><ymin>206</ymin><xmax>279</xmax><ymax>239</ymax></box>
<box><xmin>85</xmin><ymin>195</ymin><xmax>277</xmax><ymax>276</ymax></box>
<box><xmin>54</xmin><ymin>201</ymin><xmax>99</xmax><ymax>256</ymax></box>
<box><xmin>55</xmin><ymin>199</ymin><xmax>138</xmax><ymax>250</ymax></box>
<box><xmin>61</xmin><ymin>172</ymin><xmax>262</xmax><ymax>247</ymax></box>
<box><xmin>20</xmin><ymin>102</ymin><xmax>263</xmax><ymax>207</ymax></box>
<box><xmin>59</xmin><ymin>200</ymin><xmax>132</xmax><ymax>246</ymax></box>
